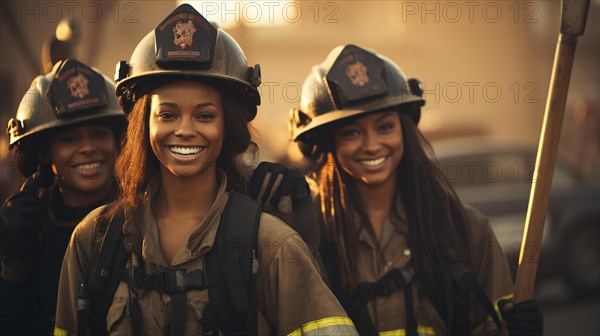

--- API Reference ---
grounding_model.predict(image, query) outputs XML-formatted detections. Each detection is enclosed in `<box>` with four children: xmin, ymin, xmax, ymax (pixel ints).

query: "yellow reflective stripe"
<box><xmin>379</xmin><ymin>325</ymin><xmax>436</xmax><ymax>336</ymax></box>
<box><xmin>472</xmin><ymin>293</ymin><xmax>514</xmax><ymax>335</ymax></box>
<box><xmin>287</xmin><ymin>317</ymin><xmax>355</xmax><ymax>336</ymax></box>
<box><xmin>53</xmin><ymin>327</ymin><xmax>69</xmax><ymax>336</ymax></box>
<box><xmin>494</xmin><ymin>293</ymin><xmax>514</xmax><ymax>321</ymax></box>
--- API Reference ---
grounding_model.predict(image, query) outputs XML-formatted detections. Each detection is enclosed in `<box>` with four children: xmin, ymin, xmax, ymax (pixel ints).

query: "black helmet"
<box><xmin>289</xmin><ymin>44</ymin><xmax>425</xmax><ymax>158</ymax></box>
<box><xmin>115</xmin><ymin>4</ymin><xmax>261</xmax><ymax>120</ymax></box>
<box><xmin>7</xmin><ymin>58</ymin><xmax>125</xmax><ymax>148</ymax></box>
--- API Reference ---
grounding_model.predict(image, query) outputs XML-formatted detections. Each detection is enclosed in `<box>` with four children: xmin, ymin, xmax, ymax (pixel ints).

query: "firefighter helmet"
<box><xmin>115</xmin><ymin>4</ymin><xmax>261</xmax><ymax>120</ymax></box>
<box><xmin>289</xmin><ymin>44</ymin><xmax>425</xmax><ymax>157</ymax></box>
<box><xmin>7</xmin><ymin>58</ymin><xmax>125</xmax><ymax>148</ymax></box>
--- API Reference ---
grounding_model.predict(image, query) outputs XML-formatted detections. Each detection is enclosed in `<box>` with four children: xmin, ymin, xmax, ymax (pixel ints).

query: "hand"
<box><xmin>498</xmin><ymin>299</ymin><xmax>543</xmax><ymax>336</ymax></box>
<box><xmin>249</xmin><ymin>162</ymin><xmax>311</xmax><ymax>213</ymax></box>
<box><xmin>0</xmin><ymin>177</ymin><xmax>46</xmax><ymax>279</ymax></box>
<box><xmin>248</xmin><ymin>162</ymin><xmax>319</xmax><ymax>252</ymax></box>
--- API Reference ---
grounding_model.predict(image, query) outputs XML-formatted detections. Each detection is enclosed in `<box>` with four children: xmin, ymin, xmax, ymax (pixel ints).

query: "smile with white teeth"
<box><xmin>74</xmin><ymin>162</ymin><xmax>101</xmax><ymax>170</ymax></box>
<box><xmin>168</xmin><ymin>146</ymin><xmax>204</xmax><ymax>155</ymax></box>
<box><xmin>359</xmin><ymin>157</ymin><xmax>387</xmax><ymax>166</ymax></box>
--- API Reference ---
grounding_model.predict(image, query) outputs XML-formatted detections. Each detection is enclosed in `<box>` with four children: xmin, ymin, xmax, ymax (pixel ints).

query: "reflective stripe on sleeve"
<box><xmin>379</xmin><ymin>325</ymin><xmax>436</xmax><ymax>336</ymax></box>
<box><xmin>53</xmin><ymin>327</ymin><xmax>69</xmax><ymax>336</ymax></box>
<box><xmin>471</xmin><ymin>293</ymin><xmax>514</xmax><ymax>335</ymax></box>
<box><xmin>287</xmin><ymin>317</ymin><xmax>357</xmax><ymax>336</ymax></box>
<box><xmin>494</xmin><ymin>292</ymin><xmax>514</xmax><ymax>320</ymax></box>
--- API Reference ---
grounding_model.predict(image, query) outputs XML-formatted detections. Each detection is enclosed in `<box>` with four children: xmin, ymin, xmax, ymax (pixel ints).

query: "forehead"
<box><xmin>55</xmin><ymin>123</ymin><xmax>111</xmax><ymax>134</ymax></box>
<box><xmin>338</xmin><ymin>111</ymin><xmax>400</xmax><ymax>127</ymax></box>
<box><xmin>150</xmin><ymin>81</ymin><xmax>221</xmax><ymax>104</ymax></box>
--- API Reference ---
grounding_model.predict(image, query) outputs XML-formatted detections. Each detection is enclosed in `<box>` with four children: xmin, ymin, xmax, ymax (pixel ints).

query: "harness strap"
<box><xmin>144</xmin><ymin>269</ymin><xmax>208</xmax><ymax>294</ymax></box>
<box><xmin>169</xmin><ymin>292</ymin><xmax>187</xmax><ymax>336</ymax></box>
<box><xmin>352</xmin><ymin>267</ymin><xmax>416</xmax><ymax>336</ymax></box>
<box><xmin>130</xmin><ymin>293</ymin><xmax>144</xmax><ymax>336</ymax></box>
<box><xmin>87</xmin><ymin>206</ymin><xmax>128</xmax><ymax>335</ymax></box>
<box><xmin>204</xmin><ymin>192</ymin><xmax>261</xmax><ymax>336</ymax></box>
<box><xmin>353</xmin><ymin>267</ymin><xmax>415</xmax><ymax>304</ymax></box>
<box><xmin>404</xmin><ymin>283</ymin><xmax>418</xmax><ymax>336</ymax></box>
<box><xmin>460</xmin><ymin>270</ymin><xmax>503</xmax><ymax>331</ymax></box>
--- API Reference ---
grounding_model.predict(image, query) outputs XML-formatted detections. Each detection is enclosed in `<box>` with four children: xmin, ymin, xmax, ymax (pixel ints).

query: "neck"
<box><xmin>59</xmin><ymin>182</ymin><xmax>113</xmax><ymax>208</ymax></box>
<box><xmin>355</xmin><ymin>177</ymin><xmax>397</xmax><ymax>216</ymax></box>
<box><xmin>354</xmin><ymin>174</ymin><xmax>397</xmax><ymax>240</ymax></box>
<box><xmin>154</xmin><ymin>167</ymin><xmax>219</xmax><ymax>220</ymax></box>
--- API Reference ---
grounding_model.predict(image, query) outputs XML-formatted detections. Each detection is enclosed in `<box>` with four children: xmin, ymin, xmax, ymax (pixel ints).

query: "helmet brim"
<box><xmin>9</xmin><ymin>112</ymin><xmax>125</xmax><ymax>149</ymax></box>
<box><xmin>294</xmin><ymin>94</ymin><xmax>424</xmax><ymax>142</ymax></box>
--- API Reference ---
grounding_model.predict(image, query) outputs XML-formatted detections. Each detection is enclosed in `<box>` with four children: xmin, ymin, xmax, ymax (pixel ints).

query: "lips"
<box><xmin>358</xmin><ymin>156</ymin><xmax>387</xmax><ymax>167</ymax></box>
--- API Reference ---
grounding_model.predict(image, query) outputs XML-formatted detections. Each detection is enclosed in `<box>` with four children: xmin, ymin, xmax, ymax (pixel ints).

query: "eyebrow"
<box><xmin>157</xmin><ymin>102</ymin><xmax>218</xmax><ymax>109</ymax></box>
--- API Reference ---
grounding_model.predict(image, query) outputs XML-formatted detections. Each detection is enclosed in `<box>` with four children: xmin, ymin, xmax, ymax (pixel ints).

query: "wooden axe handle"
<box><xmin>513</xmin><ymin>0</ymin><xmax>590</xmax><ymax>302</ymax></box>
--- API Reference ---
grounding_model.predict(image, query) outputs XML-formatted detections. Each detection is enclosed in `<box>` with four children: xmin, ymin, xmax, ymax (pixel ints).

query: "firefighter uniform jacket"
<box><xmin>0</xmin><ymin>185</ymin><xmax>112</xmax><ymax>335</ymax></box>
<box><xmin>331</xmin><ymin>198</ymin><xmax>514</xmax><ymax>335</ymax></box>
<box><xmin>54</xmin><ymin>171</ymin><xmax>357</xmax><ymax>335</ymax></box>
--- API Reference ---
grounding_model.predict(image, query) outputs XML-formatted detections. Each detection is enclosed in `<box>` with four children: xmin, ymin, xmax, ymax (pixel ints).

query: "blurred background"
<box><xmin>1</xmin><ymin>1</ymin><xmax>598</xmax><ymax>334</ymax></box>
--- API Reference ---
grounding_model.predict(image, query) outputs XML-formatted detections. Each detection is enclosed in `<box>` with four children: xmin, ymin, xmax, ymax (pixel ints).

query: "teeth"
<box><xmin>75</xmin><ymin>162</ymin><xmax>101</xmax><ymax>169</ymax></box>
<box><xmin>360</xmin><ymin>157</ymin><xmax>386</xmax><ymax>166</ymax></box>
<box><xmin>169</xmin><ymin>146</ymin><xmax>203</xmax><ymax>155</ymax></box>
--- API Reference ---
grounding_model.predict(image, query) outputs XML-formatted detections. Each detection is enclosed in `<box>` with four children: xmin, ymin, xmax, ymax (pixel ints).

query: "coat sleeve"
<box><xmin>256</xmin><ymin>213</ymin><xmax>358</xmax><ymax>336</ymax></box>
<box><xmin>463</xmin><ymin>205</ymin><xmax>514</xmax><ymax>335</ymax></box>
<box><xmin>54</xmin><ymin>207</ymin><xmax>104</xmax><ymax>336</ymax></box>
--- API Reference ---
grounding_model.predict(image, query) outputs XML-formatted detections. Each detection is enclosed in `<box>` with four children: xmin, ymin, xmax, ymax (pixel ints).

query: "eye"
<box><xmin>56</xmin><ymin>133</ymin><xmax>78</xmax><ymax>144</ymax></box>
<box><xmin>93</xmin><ymin>129</ymin><xmax>110</xmax><ymax>138</ymax></box>
<box><xmin>339</xmin><ymin>128</ymin><xmax>360</xmax><ymax>139</ymax></box>
<box><xmin>157</xmin><ymin>111</ymin><xmax>177</xmax><ymax>121</ymax></box>
<box><xmin>378</xmin><ymin>123</ymin><xmax>394</xmax><ymax>133</ymax></box>
<box><xmin>195</xmin><ymin>112</ymin><xmax>216</xmax><ymax>121</ymax></box>
<box><xmin>59</xmin><ymin>136</ymin><xmax>75</xmax><ymax>144</ymax></box>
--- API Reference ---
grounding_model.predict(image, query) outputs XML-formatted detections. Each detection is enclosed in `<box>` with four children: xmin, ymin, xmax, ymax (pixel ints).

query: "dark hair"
<box><xmin>112</xmin><ymin>86</ymin><xmax>256</xmax><ymax>216</ymax></box>
<box><xmin>313</xmin><ymin>111</ymin><xmax>470</xmax><ymax>326</ymax></box>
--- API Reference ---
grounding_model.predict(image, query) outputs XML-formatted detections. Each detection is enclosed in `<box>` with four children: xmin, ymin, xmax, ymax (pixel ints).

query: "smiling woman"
<box><xmin>0</xmin><ymin>59</ymin><xmax>125</xmax><ymax>335</ymax></box>
<box><xmin>288</xmin><ymin>44</ymin><xmax>544</xmax><ymax>335</ymax></box>
<box><xmin>149</xmin><ymin>82</ymin><xmax>225</xmax><ymax>180</ymax></box>
<box><xmin>48</xmin><ymin>125</ymin><xmax>118</xmax><ymax>207</ymax></box>
<box><xmin>54</xmin><ymin>4</ymin><xmax>357</xmax><ymax>336</ymax></box>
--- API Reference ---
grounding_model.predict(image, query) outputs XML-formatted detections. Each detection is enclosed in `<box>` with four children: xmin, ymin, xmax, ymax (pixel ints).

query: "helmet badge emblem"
<box><xmin>67</xmin><ymin>73</ymin><xmax>90</xmax><ymax>99</ymax></box>
<box><xmin>173</xmin><ymin>20</ymin><xmax>197</xmax><ymax>49</ymax></box>
<box><xmin>345</xmin><ymin>61</ymin><xmax>369</xmax><ymax>87</ymax></box>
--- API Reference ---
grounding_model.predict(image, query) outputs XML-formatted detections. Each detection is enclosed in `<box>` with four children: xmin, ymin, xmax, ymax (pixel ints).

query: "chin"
<box><xmin>361</xmin><ymin>174</ymin><xmax>393</xmax><ymax>186</ymax></box>
<box><xmin>77</xmin><ymin>180</ymin><xmax>109</xmax><ymax>192</ymax></box>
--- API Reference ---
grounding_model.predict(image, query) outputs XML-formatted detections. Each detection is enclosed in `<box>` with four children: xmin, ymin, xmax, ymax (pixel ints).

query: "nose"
<box><xmin>361</xmin><ymin>129</ymin><xmax>382</xmax><ymax>153</ymax></box>
<box><xmin>174</xmin><ymin>117</ymin><xmax>195</xmax><ymax>137</ymax></box>
<box><xmin>78</xmin><ymin>133</ymin><xmax>98</xmax><ymax>155</ymax></box>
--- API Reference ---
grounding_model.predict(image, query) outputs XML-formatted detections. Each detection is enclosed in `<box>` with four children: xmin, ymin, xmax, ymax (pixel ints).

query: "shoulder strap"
<box><xmin>85</xmin><ymin>205</ymin><xmax>128</xmax><ymax>335</ymax></box>
<box><xmin>204</xmin><ymin>192</ymin><xmax>261</xmax><ymax>336</ymax></box>
<box><xmin>449</xmin><ymin>205</ymin><xmax>503</xmax><ymax>333</ymax></box>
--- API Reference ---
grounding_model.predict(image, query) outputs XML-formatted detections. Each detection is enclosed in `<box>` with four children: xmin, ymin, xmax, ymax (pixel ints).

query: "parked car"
<box><xmin>432</xmin><ymin>137</ymin><xmax>600</xmax><ymax>294</ymax></box>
